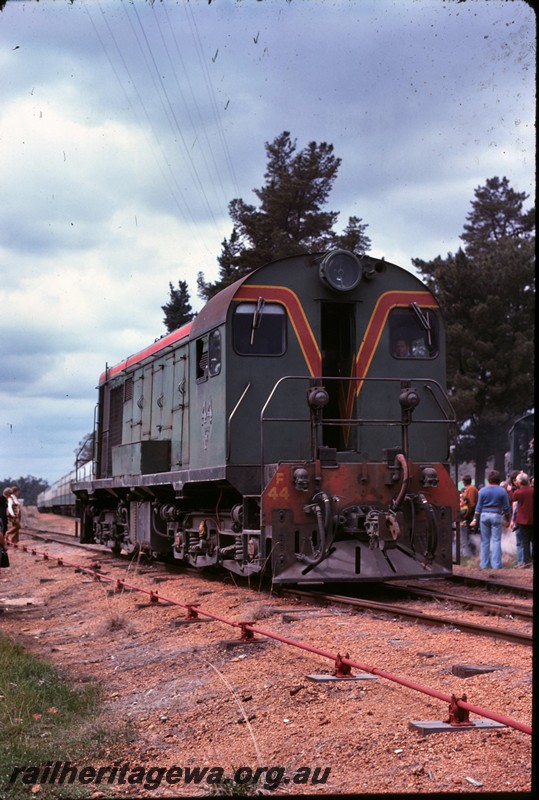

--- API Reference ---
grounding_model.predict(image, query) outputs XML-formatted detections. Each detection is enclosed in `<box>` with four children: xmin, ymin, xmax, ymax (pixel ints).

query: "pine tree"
<box><xmin>460</xmin><ymin>176</ymin><xmax>534</xmax><ymax>257</ymax></box>
<box><xmin>198</xmin><ymin>132</ymin><xmax>371</xmax><ymax>300</ymax></box>
<box><xmin>413</xmin><ymin>176</ymin><xmax>535</xmax><ymax>481</ymax></box>
<box><xmin>335</xmin><ymin>215</ymin><xmax>372</xmax><ymax>254</ymax></box>
<box><xmin>162</xmin><ymin>280</ymin><xmax>194</xmax><ymax>333</ymax></box>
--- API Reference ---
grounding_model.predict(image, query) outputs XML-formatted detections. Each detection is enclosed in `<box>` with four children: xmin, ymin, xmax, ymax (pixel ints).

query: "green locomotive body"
<box><xmin>73</xmin><ymin>250</ymin><xmax>458</xmax><ymax>583</ymax></box>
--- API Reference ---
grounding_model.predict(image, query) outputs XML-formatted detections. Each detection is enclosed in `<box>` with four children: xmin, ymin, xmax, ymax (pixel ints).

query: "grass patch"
<box><xmin>0</xmin><ymin>633</ymin><xmax>117</xmax><ymax>798</ymax></box>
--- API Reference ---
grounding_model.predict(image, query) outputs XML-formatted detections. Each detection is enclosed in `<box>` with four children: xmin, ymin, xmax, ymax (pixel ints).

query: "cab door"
<box><xmin>321</xmin><ymin>301</ymin><xmax>355</xmax><ymax>451</ymax></box>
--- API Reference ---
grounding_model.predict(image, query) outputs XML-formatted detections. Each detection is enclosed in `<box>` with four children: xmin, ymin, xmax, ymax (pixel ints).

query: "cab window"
<box><xmin>233</xmin><ymin>301</ymin><xmax>286</xmax><ymax>356</ymax></box>
<box><xmin>389</xmin><ymin>306</ymin><xmax>438</xmax><ymax>359</ymax></box>
<box><xmin>208</xmin><ymin>330</ymin><xmax>222</xmax><ymax>376</ymax></box>
<box><xmin>196</xmin><ymin>329</ymin><xmax>222</xmax><ymax>382</ymax></box>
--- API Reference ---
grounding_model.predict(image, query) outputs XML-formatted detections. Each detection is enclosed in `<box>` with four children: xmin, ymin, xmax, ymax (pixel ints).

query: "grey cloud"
<box><xmin>0</xmin><ymin>0</ymin><xmax>534</xmax><ymax>483</ymax></box>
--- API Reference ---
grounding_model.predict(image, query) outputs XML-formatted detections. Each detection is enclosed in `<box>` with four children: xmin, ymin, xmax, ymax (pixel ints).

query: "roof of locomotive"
<box><xmin>189</xmin><ymin>272</ymin><xmax>253</xmax><ymax>339</ymax></box>
<box><xmin>97</xmin><ymin>266</ymin><xmax>260</xmax><ymax>385</ymax></box>
<box><xmin>188</xmin><ymin>250</ymin><xmax>384</xmax><ymax>338</ymax></box>
<box><xmin>97</xmin><ymin>255</ymin><xmax>283</xmax><ymax>385</ymax></box>
<box><xmin>98</xmin><ymin>321</ymin><xmax>193</xmax><ymax>385</ymax></box>
<box><xmin>98</xmin><ymin>250</ymin><xmax>418</xmax><ymax>386</ymax></box>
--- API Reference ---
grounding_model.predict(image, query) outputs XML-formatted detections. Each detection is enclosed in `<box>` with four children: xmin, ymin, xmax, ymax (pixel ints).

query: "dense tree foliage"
<box><xmin>198</xmin><ymin>131</ymin><xmax>371</xmax><ymax>300</ymax></box>
<box><xmin>0</xmin><ymin>476</ymin><xmax>49</xmax><ymax>507</ymax></box>
<box><xmin>413</xmin><ymin>177</ymin><xmax>535</xmax><ymax>481</ymax></box>
<box><xmin>162</xmin><ymin>279</ymin><xmax>195</xmax><ymax>333</ymax></box>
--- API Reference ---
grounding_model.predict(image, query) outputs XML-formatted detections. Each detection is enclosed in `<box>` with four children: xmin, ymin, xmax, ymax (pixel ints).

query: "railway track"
<box><xmin>444</xmin><ymin>572</ymin><xmax>533</xmax><ymax>599</ymax></box>
<box><xmin>20</xmin><ymin>525</ymin><xmax>105</xmax><ymax>550</ymax></box>
<box><xmin>383</xmin><ymin>581</ymin><xmax>533</xmax><ymax>621</ymax></box>
<box><xmin>5</xmin><ymin>518</ymin><xmax>532</xmax><ymax>788</ymax></box>
<box><xmin>18</xmin><ymin>523</ymin><xmax>533</xmax><ymax>648</ymax></box>
<box><xmin>277</xmin><ymin>587</ymin><xmax>532</xmax><ymax>647</ymax></box>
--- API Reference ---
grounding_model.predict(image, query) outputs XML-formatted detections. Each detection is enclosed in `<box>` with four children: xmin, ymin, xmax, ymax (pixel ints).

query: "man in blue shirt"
<box><xmin>470</xmin><ymin>470</ymin><xmax>511</xmax><ymax>569</ymax></box>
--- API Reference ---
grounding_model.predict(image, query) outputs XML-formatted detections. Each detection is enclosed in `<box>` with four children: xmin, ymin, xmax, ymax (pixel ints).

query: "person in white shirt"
<box><xmin>6</xmin><ymin>486</ymin><xmax>21</xmax><ymax>544</ymax></box>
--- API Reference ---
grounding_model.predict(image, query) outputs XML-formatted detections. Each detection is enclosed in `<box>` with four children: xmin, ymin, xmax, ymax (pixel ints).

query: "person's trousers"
<box><xmin>479</xmin><ymin>512</ymin><xmax>503</xmax><ymax>569</ymax></box>
<box><xmin>519</xmin><ymin>524</ymin><xmax>533</xmax><ymax>564</ymax></box>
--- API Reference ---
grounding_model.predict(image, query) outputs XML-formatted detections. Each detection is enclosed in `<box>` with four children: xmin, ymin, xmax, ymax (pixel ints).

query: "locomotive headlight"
<box><xmin>293</xmin><ymin>467</ymin><xmax>310</xmax><ymax>492</ymax></box>
<box><xmin>421</xmin><ymin>467</ymin><xmax>439</xmax><ymax>488</ymax></box>
<box><xmin>319</xmin><ymin>249</ymin><xmax>362</xmax><ymax>292</ymax></box>
<box><xmin>399</xmin><ymin>387</ymin><xmax>420</xmax><ymax>411</ymax></box>
<box><xmin>307</xmin><ymin>386</ymin><xmax>329</xmax><ymax>410</ymax></box>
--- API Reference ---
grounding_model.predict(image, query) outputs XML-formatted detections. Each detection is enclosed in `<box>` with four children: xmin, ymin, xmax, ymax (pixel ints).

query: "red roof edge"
<box><xmin>98</xmin><ymin>322</ymin><xmax>192</xmax><ymax>385</ymax></box>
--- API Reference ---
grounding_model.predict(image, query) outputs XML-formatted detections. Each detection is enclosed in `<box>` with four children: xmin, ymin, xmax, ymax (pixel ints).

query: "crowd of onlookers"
<box><xmin>459</xmin><ymin>468</ymin><xmax>534</xmax><ymax>569</ymax></box>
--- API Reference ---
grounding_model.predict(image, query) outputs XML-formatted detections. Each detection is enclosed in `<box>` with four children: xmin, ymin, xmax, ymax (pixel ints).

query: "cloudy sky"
<box><xmin>0</xmin><ymin>0</ymin><xmax>535</xmax><ymax>487</ymax></box>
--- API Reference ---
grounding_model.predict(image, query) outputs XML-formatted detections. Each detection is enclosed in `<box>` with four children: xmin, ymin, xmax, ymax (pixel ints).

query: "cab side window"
<box><xmin>208</xmin><ymin>330</ymin><xmax>222</xmax><ymax>376</ymax></box>
<box><xmin>196</xmin><ymin>329</ymin><xmax>223</xmax><ymax>382</ymax></box>
<box><xmin>389</xmin><ymin>307</ymin><xmax>438</xmax><ymax>359</ymax></box>
<box><xmin>196</xmin><ymin>337</ymin><xmax>209</xmax><ymax>382</ymax></box>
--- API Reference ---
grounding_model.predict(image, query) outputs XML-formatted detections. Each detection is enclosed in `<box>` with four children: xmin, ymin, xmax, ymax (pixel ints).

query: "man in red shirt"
<box><xmin>460</xmin><ymin>474</ymin><xmax>479</xmax><ymax>555</ymax></box>
<box><xmin>462</xmin><ymin>474</ymin><xmax>479</xmax><ymax>522</ymax></box>
<box><xmin>511</xmin><ymin>473</ymin><xmax>534</xmax><ymax>567</ymax></box>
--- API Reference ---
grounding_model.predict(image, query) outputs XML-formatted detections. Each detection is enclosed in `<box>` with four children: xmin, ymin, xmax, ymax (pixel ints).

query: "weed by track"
<box><xmin>0</xmin><ymin>633</ymin><xmax>122</xmax><ymax>799</ymax></box>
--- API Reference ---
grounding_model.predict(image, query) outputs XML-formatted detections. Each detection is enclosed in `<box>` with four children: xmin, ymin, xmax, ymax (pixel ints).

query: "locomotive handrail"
<box><xmin>424</xmin><ymin>382</ymin><xmax>457</xmax><ymax>422</ymax></box>
<box><xmin>259</xmin><ymin>375</ymin><xmax>312</xmax><ymax>485</ymax></box>
<box><xmin>259</xmin><ymin>375</ymin><xmax>457</xmax><ymax>488</ymax></box>
<box><xmin>226</xmin><ymin>382</ymin><xmax>252</xmax><ymax>462</ymax></box>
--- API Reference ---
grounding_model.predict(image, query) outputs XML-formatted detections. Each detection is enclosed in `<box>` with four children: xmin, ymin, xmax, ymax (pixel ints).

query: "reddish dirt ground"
<box><xmin>1</xmin><ymin>511</ymin><xmax>533</xmax><ymax>797</ymax></box>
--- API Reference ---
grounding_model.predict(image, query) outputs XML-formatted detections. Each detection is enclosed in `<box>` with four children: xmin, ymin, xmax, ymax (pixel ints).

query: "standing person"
<box><xmin>0</xmin><ymin>487</ymin><xmax>11</xmax><ymax>535</ymax></box>
<box><xmin>6</xmin><ymin>486</ymin><xmax>21</xmax><ymax>544</ymax></box>
<box><xmin>0</xmin><ymin>524</ymin><xmax>9</xmax><ymax>568</ymax></box>
<box><xmin>460</xmin><ymin>474</ymin><xmax>479</xmax><ymax>555</ymax></box>
<box><xmin>470</xmin><ymin>470</ymin><xmax>511</xmax><ymax>570</ymax></box>
<box><xmin>0</xmin><ymin>494</ymin><xmax>9</xmax><ymax>568</ymax></box>
<box><xmin>507</xmin><ymin>471</ymin><xmax>524</xmax><ymax>566</ymax></box>
<box><xmin>511</xmin><ymin>473</ymin><xmax>533</xmax><ymax>567</ymax></box>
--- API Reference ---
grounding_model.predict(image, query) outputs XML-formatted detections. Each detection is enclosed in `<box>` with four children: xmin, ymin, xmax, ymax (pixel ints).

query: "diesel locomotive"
<box><xmin>72</xmin><ymin>249</ymin><xmax>459</xmax><ymax>584</ymax></box>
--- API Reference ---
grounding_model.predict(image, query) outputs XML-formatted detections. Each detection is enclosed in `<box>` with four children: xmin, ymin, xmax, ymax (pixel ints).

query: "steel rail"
<box><xmin>279</xmin><ymin>588</ymin><xmax>532</xmax><ymax>647</ymax></box>
<box><xmin>24</xmin><ymin>526</ymin><xmax>533</xmax><ymax>620</ymax></box>
<box><xmin>446</xmin><ymin>573</ymin><xmax>533</xmax><ymax>599</ymax></box>
<box><xmin>23</xmin><ymin>526</ymin><xmax>533</xmax><ymax>631</ymax></box>
<box><xmin>11</xmin><ymin>541</ymin><xmax>532</xmax><ymax>737</ymax></box>
<box><xmin>23</xmin><ymin>528</ymin><xmax>107</xmax><ymax>551</ymax></box>
<box><xmin>27</xmin><ymin>527</ymin><xmax>532</xmax><ymax>624</ymax></box>
<box><xmin>382</xmin><ymin>583</ymin><xmax>533</xmax><ymax>620</ymax></box>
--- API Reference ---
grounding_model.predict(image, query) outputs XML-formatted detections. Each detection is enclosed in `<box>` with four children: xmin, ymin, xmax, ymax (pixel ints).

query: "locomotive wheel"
<box><xmin>111</xmin><ymin>541</ymin><xmax>122</xmax><ymax>556</ymax></box>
